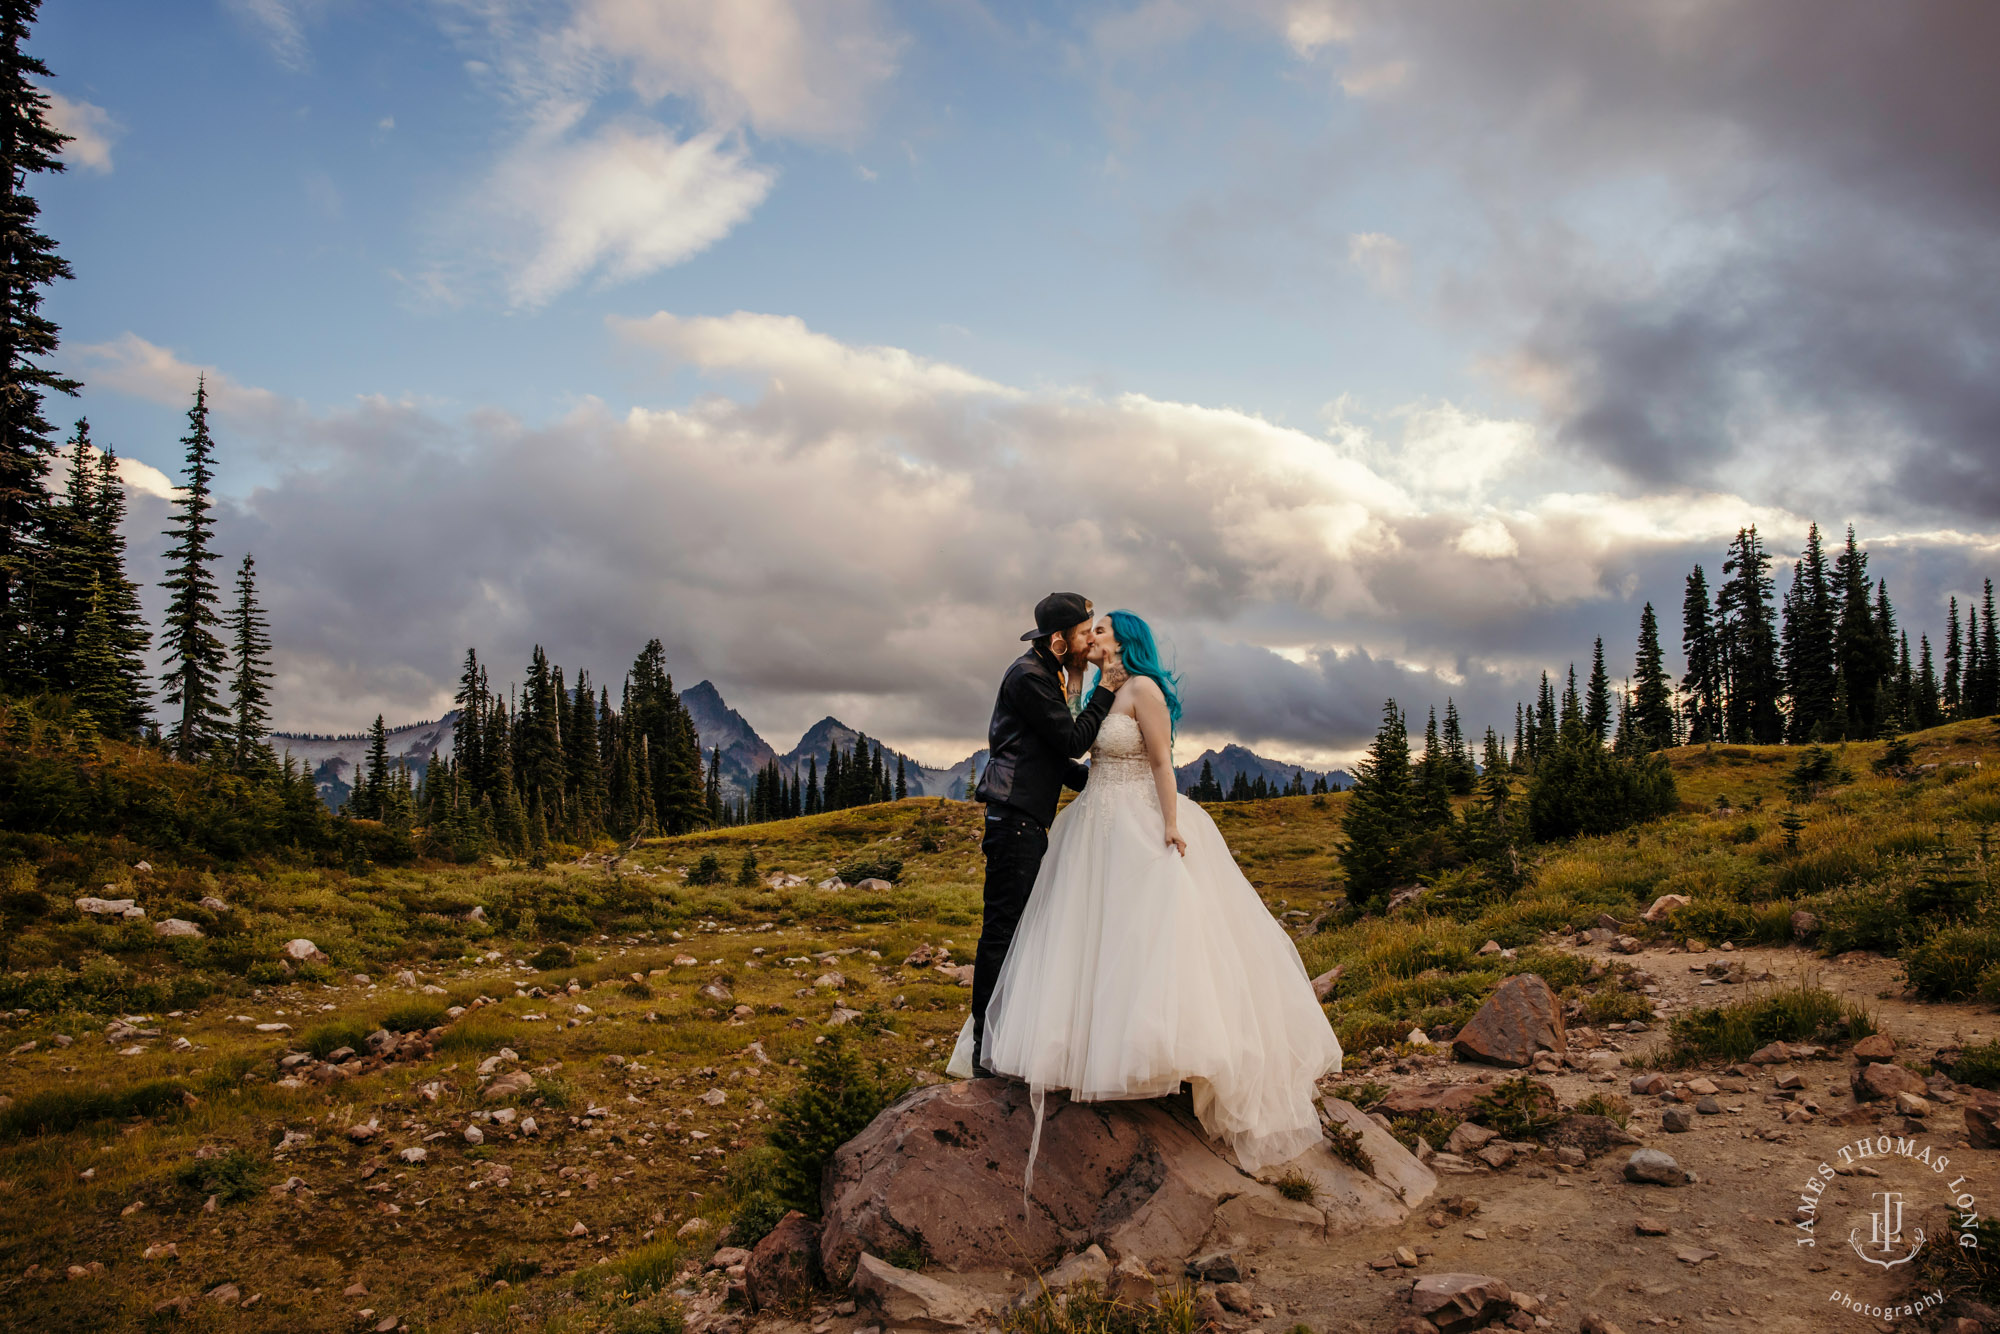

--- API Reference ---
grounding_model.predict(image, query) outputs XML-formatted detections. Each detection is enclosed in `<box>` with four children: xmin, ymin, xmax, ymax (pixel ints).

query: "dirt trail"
<box><xmin>1247</xmin><ymin>940</ymin><xmax>2000</xmax><ymax>1333</ymax></box>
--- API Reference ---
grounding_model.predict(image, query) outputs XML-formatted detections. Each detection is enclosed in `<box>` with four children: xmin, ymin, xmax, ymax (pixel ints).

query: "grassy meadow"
<box><xmin>2</xmin><ymin>719</ymin><xmax>1999</xmax><ymax>1330</ymax></box>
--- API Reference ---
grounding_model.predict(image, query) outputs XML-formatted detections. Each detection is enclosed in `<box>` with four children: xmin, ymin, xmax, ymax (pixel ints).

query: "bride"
<box><xmin>949</xmin><ymin>610</ymin><xmax>1342</xmax><ymax>1175</ymax></box>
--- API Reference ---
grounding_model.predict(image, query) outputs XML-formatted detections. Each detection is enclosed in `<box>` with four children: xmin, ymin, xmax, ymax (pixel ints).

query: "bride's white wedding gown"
<box><xmin>947</xmin><ymin>712</ymin><xmax>1342</xmax><ymax>1173</ymax></box>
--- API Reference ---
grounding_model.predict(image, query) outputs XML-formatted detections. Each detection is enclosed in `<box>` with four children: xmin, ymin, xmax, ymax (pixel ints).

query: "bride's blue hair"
<box><xmin>1107</xmin><ymin>609</ymin><xmax>1183</xmax><ymax>738</ymax></box>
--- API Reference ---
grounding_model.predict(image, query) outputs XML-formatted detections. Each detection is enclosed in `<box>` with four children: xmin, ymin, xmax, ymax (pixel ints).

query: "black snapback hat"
<box><xmin>1021</xmin><ymin>592</ymin><xmax>1092</xmax><ymax>642</ymax></box>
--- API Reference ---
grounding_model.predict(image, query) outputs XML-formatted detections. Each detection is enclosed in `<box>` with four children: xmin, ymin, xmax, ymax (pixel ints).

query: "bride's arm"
<box><xmin>1131</xmin><ymin>678</ymin><xmax>1187</xmax><ymax>857</ymax></box>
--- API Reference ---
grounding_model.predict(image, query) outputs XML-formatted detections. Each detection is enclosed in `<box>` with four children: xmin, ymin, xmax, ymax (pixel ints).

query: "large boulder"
<box><xmin>1411</xmin><ymin>1273</ymin><xmax>1514</xmax><ymax>1332</ymax></box>
<box><xmin>818</xmin><ymin>1078</ymin><xmax>1433</xmax><ymax>1281</ymax></box>
<box><xmin>1641</xmin><ymin>894</ymin><xmax>1690</xmax><ymax>923</ymax></box>
<box><xmin>1853</xmin><ymin>1062</ymin><xmax>1928</xmax><ymax>1102</ymax></box>
<box><xmin>850</xmin><ymin>1254</ymin><xmax>994</xmax><ymax>1329</ymax></box>
<box><xmin>1452</xmin><ymin>974</ymin><xmax>1566</xmax><ymax>1068</ymax></box>
<box><xmin>282</xmin><ymin>938</ymin><xmax>328</xmax><ymax>964</ymax></box>
<box><xmin>746</xmin><ymin>1210</ymin><xmax>821</xmax><ymax>1310</ymax></box>
<box><xmin>1966</xmin><ymin>1095</ymin><xmax>2000</xmax><ymax>1150</ymax></box>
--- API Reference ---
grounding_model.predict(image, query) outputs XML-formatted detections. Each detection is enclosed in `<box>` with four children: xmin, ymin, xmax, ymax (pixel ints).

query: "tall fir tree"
<box><xmin>1681</xmin><ymin>565</ymin><xmax>1721</xmax><ymax>743</ymax></box>
<box><xmin>1631</xmin><ymin>602</ymin><xmax>1675</xmax><ymax>752</ymax></box>
<box><xmin>1716</xmin><ymin>526</ymin><xmax>1784</xmax><ymax>743</ymax></box>
<box><xmin>1584</xmin><ymin>637</ymin><xmax>1611</xmax><ymax>744</ymax></box>
<box><xmin>895</xmin><ymin>753</ymin><xmax>907</xmax><ymax>801</ymax></box>
<box><xmin>87</xmin><ymin>445</ymin><xmax>149</xmax><ymax>734</ymax></box>
<box><xmin>1978</xmin><ymin>580</ymin><xmax>2000</xmax><ymax>717</ymax></box>
<box><xmin>452</xmin><ymin>649</ymin><xmax>486</xmax><ymax>800</ymax></box>
<box><xmin>1781</xmin><ymin>522</ymin><xmax>1838</xmax><ymax>741</ymax></box>
<box><xmin>357</xmin><ymin>714</ymin><xmax>389</xmax><ymax>820</ymax></box>
<box><xmin>1915</xmin><ymin>634</ymin><xmax>1943</xmax><ymax>730</ymax></box>
<box><xmin>1944</xmin><ymin>596</ymin><xmax>1964</xmax><ymax>718</ymax></box>
<box><xmin>157</xmin><ymin>380</ymin><xmax>229</xmax><ymax>760</ymax></box>
<box><xmin>626</xmin><ymin>639</ymin><xmax>705</xmax><ymax>833</ymax></box>
<box><xmin>1440</xmin><ymin>698</ymin><xmax>1475</xmax><ymax>795</ymax></box>
<box><xmin>804</xmin><ymin>754</ymin><xmax>820</xmax><ymax>815</ymax></box>
<box><xmin>1337</xmin><ymin>701</ymin><xmax>1414</xmax><ymax>912</ymax></box>
<box><xmin>1967</xmin><ymin>605</ymin><xmax>1984</xmax><ymax>722</ymax></box>
<box><xmin>0</xmin><ymin>2</ymin><xmax>79</xmax><ymax>691</ymax></box>
<box><xmin>29</xmin><ymin>419</ymin><xmax>93</xmax><ymax>685</ymax></box>
<box><xmin>565</xmin><ymin>666</ymin><xmax>603</xmax><ymax>836</ymax></box>
<box><xmin>222</xmin><ymin>553</ymin><xmax>275</xmax><ymax>775</ymax></box>
<box><xmin>1535</xmin><ymin>671</ymin><xmax>1559</xmax><ymax>758</ymax></box>
<box><xmin>1831</xmin><ymin>525</ymin><xmax>1882</xmax><ymax>738</ymax></box>
<box><xmin>1415</xmin><ymin>706</ymin><xmax>1451</xmax><ymax>828</ymax></box>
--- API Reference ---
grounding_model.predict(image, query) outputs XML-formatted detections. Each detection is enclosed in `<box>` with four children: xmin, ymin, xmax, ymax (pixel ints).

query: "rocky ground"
<box><xmin>718</xmin><ymin>933</ymin><xmax>2000</xmax><ymax>1334</ymax></box>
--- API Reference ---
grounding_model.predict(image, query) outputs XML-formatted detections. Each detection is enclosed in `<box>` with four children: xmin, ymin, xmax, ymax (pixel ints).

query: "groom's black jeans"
<box><xmin>972</xmin><ymin>804</ymin><xmax>1048</xmax><ymax>1073</ymax></box>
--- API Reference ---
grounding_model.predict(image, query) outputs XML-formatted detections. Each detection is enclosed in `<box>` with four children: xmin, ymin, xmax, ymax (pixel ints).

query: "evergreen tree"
<box><xmin>452</xmin><ymin>650</ymin><xmax>486</xmax><ymax>800</ymax></box>
<box><xmin>87</xmin><ymin>446</ymin><xmax>149</xmax><ymax>735</ymax></box>
<box><xmin>157</xmin><ymin>380</ymin><xmax>229</xmax><ymax>760</ymax></box>
<box><xmin>1916</xmin><ymin>634</ymin><xmax>1943</xmax><ymax>730</ymax></box>
<box><xmin>1944</xmin><ymin>597</ymin><xmax>1964</xmax><ymax>718</ymax></box>
<box><xmin>895</xmin><ymin>754</ymin><xmax>907</xmax><ymax>801</ymax></box>
<box><xmin>517</xmin><ymin>647</ymin><xmax>564</xmax><ymax>828</ymax></box>
<box><xmin>1631</xmin><ymin>602</ymin><xmax>1675</xmax><ymax>752</ymax></box>
<box><xmin>825</xmin><ymin>745</ymin><xmax>843</xmax><ymax>810</ymax></box>
<box><xmin>1978</xmin><ymin>580</ymin><xmax>2000</xmax><ymax>717</ymax></box>
<box><xmin>1415</xmin><ymin>706</ymin><xmax>1451</xmax><ymax>827</ymax></box>
<box><xmin>1681</xmin><ymin>565</ymin><xmax>1721</xmax><ymax>743</ymax></box>
<box><xmin>1584</xmin><ymin>638</ymin><xmax>1611</xmax><ymax>744</ymax></box>
<box><xmin>705</xmin><ymin>745</ymin><xmax>723</xmax><ymax>824</ymax></box>
<box><xmin>28</xmin><ymin>419</ymin><xmax>93</xmax><ymax>685</ymax></box>
<box><xmin>1781</xmin><ymin>523</ymin><xmax>1838</xmax><ymax>741</ymax></box>
<box><xmin>1337</xmin><ymin>701</ymin><xmax>1415</xmax><ymax>913</ymax></box>
<box><xmin>222</xmin><ymin>553</ymin><xmax>275</xmax><ymax>775</ymax></box>
<box><xmin>358</xmin><ymin>714</ymin><xmax>389</xmax><ymax>820</ymax></box>
<box><xmin>1512</xmin><ymin>702</ymin><xmax>1528</xmax><ymax>773</ymax></box>
<box><xmin>69</xmin><ymin>574</ymin><xmax>126</xmax><ymax>732</ymax></box>
<box><xmin>1441</xmin><ymin>698</ymin><xmax>1475</xmax><ymax>794</ymax></box>
<box><xmin>1716</xmin><ymin>526</ymin><xmax>1783</xmax><ymax>743</ymax></box>
<box><xmin>1832</xmin><ymin>526</ymin><xmax>1881</xmax><ymax>738</ymax></box>
<box><xmin>1535</xmin><ymin>671</ymin><xmax>1559</xmax><ymax>758</ymax></box>
<box><xmin>805</xmin><ymin>755</ymin><xmax>820</xmax><ymax>814</ymax></box>
<box><xmin>627</xmin><ymin>638</ymin><xmax>705</xmax><ymax>833</ymax></box>
<box><xmin>565</xmin><ymin>667</ymin><xmax>603</xmax><ymax>836</ymax></box>
<box><xmin>0</xmin><ymin>3</ymin><xmax>79</xmax><ymax>690</ymax></box>
<box><xmin>1967</xmin><ymin>605</ymin><xmax>1985</xmax><ymax>722</ymax></box>
<box><xmin>1559</xmin><ymin>664</ymin><xmax>1581</xmax><ymax>743</ymax></box>
<box><xmin>1194</xmin><ymin>757</ymin><xmax>1218</xmax><ymax>802</ymax></box>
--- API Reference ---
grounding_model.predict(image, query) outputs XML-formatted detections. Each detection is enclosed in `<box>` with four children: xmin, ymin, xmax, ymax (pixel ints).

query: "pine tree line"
<box><xmin>1186</xmin><ymin>758</ymin><xmax>1336</xmax><ymax>803</ymax></box>
<box><xmin>410</xmin><ymin>639</ymin><xmax>708</xmax><ymax>857</ymax></box>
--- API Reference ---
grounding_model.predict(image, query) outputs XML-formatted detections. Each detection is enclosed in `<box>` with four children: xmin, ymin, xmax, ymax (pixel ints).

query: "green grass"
<box><xmin>300</xmin><ymin>1015</ymin><xmax>373</xmax><ymax>1058</ymax></box>
<box><xmin>380</xmin><ymin>999</ymin><xmax>449</xmax><ymax>1032</ymax></box>
<box><xmin>1649</xmin><ymin>981</ymin><xmax>1875</xmax><ymax>1068</ymax></box>
<box><xmin>1572</xmin><ymin>1092</ymin><xmax>1631</xmax><ymax>1128</ymax></box>
<box><xmin>0</xmin><ymin>1077</ymin><xmax>188</xmax><ymax>1139</ymax></box>
<box><xmin>172</xmin><ymin>1145</ymin><xmax>267</xmax><ymax>1203</ymax></box>
<box><xmin>1471</xmin><ymin>1076</ymin><xmax>1559</xmax><ymax>1139</ymax></box>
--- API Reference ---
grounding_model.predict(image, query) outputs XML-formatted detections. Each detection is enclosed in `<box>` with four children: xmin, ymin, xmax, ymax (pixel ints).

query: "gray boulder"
<box><xmin>1451</xmin><ymin>974</ymin><xmax>1566</xmax><ymax>1068</ymax></box>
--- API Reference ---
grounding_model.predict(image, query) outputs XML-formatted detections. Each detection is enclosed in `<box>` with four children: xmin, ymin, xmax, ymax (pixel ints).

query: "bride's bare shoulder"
<box><xmin>1120</xmin><ymin>674</ymin><xmax>1164</xmax><ymax>701</ymax></box>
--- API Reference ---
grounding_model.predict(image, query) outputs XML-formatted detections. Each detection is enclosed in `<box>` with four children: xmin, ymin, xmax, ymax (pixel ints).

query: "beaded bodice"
<box><xmin>1089</xmin><ymin>712</ymin><xmax>1154</xmax><ymax>788</ymax></box>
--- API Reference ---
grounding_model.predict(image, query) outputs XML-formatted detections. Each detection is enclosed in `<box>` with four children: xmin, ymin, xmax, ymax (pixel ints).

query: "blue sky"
<box><xmin>32</xmin><ymin>2</ymin><xmax>2000</xmax><ymax>763</ymax></box>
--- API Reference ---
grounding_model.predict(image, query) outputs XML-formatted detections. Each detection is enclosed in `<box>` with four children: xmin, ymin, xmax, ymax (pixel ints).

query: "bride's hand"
<box><xmin>1164</xmin><ymin>827</ymin><xmax>1187</xmax><ymax>857</ymax></box>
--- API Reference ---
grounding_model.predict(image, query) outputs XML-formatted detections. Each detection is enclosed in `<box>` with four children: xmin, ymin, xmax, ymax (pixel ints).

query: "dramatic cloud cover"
<box><xmin>39</xmin><ymin>1</ymin><xmax>2000</xmax><ymax>766</ymax></box>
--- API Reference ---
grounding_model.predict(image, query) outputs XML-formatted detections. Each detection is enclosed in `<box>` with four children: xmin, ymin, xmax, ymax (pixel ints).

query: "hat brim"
<box><xmin>1020</xmin><ymin>628</ymin><xmax>1043</xmax><ymax>642</ymax></box>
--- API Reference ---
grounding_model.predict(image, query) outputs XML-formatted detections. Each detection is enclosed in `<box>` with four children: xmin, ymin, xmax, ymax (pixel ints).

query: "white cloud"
<box><xmin>42</xmin><ymin>90</ymin><xmax>118</xmax><ymax>172</ymax></box>
<box><xmin>488</xmin><ymin>113</ymin><xmax>774</xmax><ymax>308</ymax></box>
<box><xmin>74</xmin><ymin>312</ymin><xmax>1931</xmax><ymax>759</ymax></box>
<box><xmin>571</xmin><ymin>0</ymin><xmax>901</xmax><ymax>140</ymax></box>
<box><xmin>1346</xmin><ymin>230</ymin><xmax>1408</xmax><ymax>294</ymax></box>
<box><xmin>229</xmin><ymin>0</ymin><xmax>319</xmax><ymax>69</ymax></box>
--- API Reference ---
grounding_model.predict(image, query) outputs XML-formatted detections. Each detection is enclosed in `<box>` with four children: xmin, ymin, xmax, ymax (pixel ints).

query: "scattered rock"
<box><xmin>1634</xmin><ymin>1216</ymin><xmax>1670</xmax><ymax>1236</ymax></box>
<box><xmin>1675</xmin><ymin>1247</ymin><xmax>1719</xmax><ymax>1265</ymax></box>
<box><xmin>1748</xmin><ymin>1041</ymin><xmax>1796</xmax><ymax>1065</ymax></box>
<box><xmin>398</xmin><ymin>1147</ymin><xmax>427</xmax><ymax>1164</ymax></box>
<box><xmin>1409</xmin><ymin>1273</ymin><xmax>1513</xmax><ymax>1332</ymax></box>
<box><xmin>346</xmin><ymin>1121</ymin><xmax>379</xmax><ymax>1143</ymax></box>
<box><xmin>463</xmin><ymin>1125</ymin><xmax>484</xmax><ymax>1145</ymax></box>
<box><xmin>1852</xmin><ymin>1034</ymin><xmax>1897</xmax><ymax>1064</ymax></box>
<box><xmin>1186</xmin><ymin>1251</ymin><xmax>1241</xmax><ymax>1284</ymax></box>
<box><xmin>1853</xmin><ymin>1062</ymin><xmax>1928</xmax><ymax>1102</ymax></box>
<box><xmin>854</xmin><ymin>878</ymin><xmax>894</xmax><ymax>892</ymax></box>
<box><xmin>1451</xmin><ymin>974</ymin><xmax>1566</xmax><ymax>1068</ymax></box>
<box><xmin>1965</xmin><ymin>1094</ymin><xmax>2000</xmax><ymax>1149</ymax></box>
<box><xmin>484</xmin><ymin>1070</ymin><xmax>535</xmax><ymax>1102</ymax></box>
<box><xmin>747</xmin><ymin>1210</ymin><xmax>822</xmax><ymax>1310</ymax></box>
<box><xmin>850</xmin><ymin>1253</ymin><xmax>991</xmax><ymax>1328</ymax></box>
<box><xmin>1310</xmin><ymin>966</ymin><xmax>1343</xmax><ymax>1000</ymax></box>
<box><xmin>1628</xmin><ymin>1074</ymin><xmax>1667</xmax><ymax>1096</ymax></box>
<box><xmin>154</xmin><ymin>918</ymin><xmax>204</xmax><ymax>938</ymax></box>
<box><xmin>1444</xmin><ymin>1123</ymin><xmax>1497</xmax><ymax>1155</ymax></box>
<box><xmin>281</xmin><ymin>938</ymin><xmax>328</xmax><ymax>964</ymax></box>
<box><xmin>142</xmin><ymin>1242</ymin><xmax>179</xmax><ymax>1260</ymax></box>
<box><xmin>1641</xmin><ymin>894</ymin><xmax>1690</xmax><ymax>923</ymax></box>
<box><xmin>1377</xmin><ymin>1084</ymin><xmax>1485</xmax><ymax>1118</ymax></box>
<box><xmin>75</xmin><ymin>897</ymin><xmax>137</xmax><ymax>916</ymax></box>
<box><xmin>1789</xmin><ymin>909</ymin><xmax>1819</xmax><ymax>943</ymax></box>
<box><xmin>1035</xmin><ymin>1245</ymin><xmax>1113</xmax><ymax>1298</ymax></box>
<box><xmin>1623</xmin><ymin>1149</ymin><xmax>1692</xmax><ymax>1186</ymax></box>
<box><xmin>1580</xmin><ymin>1315</ymin><xmax>1628</xmax><ymax>1334</ymax></box>
<box><xmin>206</xmin><ymin>1282</ymin><xmax>241</xmax><ymax>1304</ymax></box>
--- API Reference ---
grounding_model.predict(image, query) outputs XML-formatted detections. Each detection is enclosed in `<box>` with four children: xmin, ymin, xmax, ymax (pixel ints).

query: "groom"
<box><xmin>970</xmin><ymin>592</ymin><xmax>1127</xmax><ymax>1076</ymax></box>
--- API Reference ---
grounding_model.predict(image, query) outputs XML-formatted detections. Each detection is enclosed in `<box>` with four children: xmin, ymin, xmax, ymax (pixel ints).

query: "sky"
<box><xmin>32</xmin><ymin>0</ymin><xmax>2000</xmax><ymax>767</ymax></box>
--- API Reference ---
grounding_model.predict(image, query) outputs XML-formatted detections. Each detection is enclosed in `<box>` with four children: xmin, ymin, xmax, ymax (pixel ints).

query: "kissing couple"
<box><xmin>947</xmin><ymin>592</ymin><xmax>1342</xmax><ymax>1180</ymax></box>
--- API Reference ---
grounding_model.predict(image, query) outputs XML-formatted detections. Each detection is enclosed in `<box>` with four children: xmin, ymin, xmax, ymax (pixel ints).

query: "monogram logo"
<box><xmin>1849</xmin><ymin>1189</ymin><xmax>1925</xmax><ymax>1269</ymax></box>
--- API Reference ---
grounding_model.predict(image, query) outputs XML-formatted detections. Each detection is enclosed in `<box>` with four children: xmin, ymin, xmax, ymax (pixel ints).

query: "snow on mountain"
<box><xmin>270</xmin><ymin>712</ymin><xmax>458</xmax><ymax>810</ymax></box>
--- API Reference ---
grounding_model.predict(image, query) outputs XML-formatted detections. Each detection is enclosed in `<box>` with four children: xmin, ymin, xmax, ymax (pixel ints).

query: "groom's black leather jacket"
<box><xmin>975</xmin><ymin>644</ymin><xmax>1116</xmax><ymax>828</ymax></box>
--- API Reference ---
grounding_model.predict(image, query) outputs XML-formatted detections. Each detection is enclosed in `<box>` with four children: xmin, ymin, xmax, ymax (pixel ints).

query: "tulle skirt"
<box><xmin>949</xmin><ymin>776</ymin><xmax>1342</xmax><ymax>1173</ymax></box>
